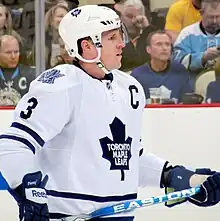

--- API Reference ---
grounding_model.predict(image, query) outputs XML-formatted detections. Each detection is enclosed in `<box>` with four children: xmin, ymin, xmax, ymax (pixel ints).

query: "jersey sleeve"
<box><xmin>165</xmin><ymin>3</ymin><xmax>183</xmax><ymax>32</ymax></box>
<box><xmin>0</xmin><ymin>66</ymin><xmax>77</xmax><ymax>188</ymax></box>
<box><xmin>139</xmin><ymin>152</ymin><xmax>167</xmax><ymax>188</ymax></box>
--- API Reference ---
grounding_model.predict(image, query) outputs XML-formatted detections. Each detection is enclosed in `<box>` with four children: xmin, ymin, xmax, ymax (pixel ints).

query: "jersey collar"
<box><xmin>73</xmin><ymin>61</ymin><xmax>113</xmax><ymax>82</ymax></box>
<box><xmin>147</xmin><ymin>60</ymin><xmax>171</xmax><ymax>74</ymax></box>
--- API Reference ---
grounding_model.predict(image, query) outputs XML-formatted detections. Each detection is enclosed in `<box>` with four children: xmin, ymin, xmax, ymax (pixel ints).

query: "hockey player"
<box><xmin>0</xmin><ymin>5</ymin><xmax>220</xmax><ymax>221</ymax></box>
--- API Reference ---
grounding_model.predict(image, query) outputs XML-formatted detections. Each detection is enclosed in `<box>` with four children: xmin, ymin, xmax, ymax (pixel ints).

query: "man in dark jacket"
<box><xmin>0</xmin><ymin>35</ymin><xmax>36</xmax><ymax>106</ymax></box>
<box><xmin>114</xmin><ymin>0</ymin><xmax>157</xmax><ymax>72</ymax></box>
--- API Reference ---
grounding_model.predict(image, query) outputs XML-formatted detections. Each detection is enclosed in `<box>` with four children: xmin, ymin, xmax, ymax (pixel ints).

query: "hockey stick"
<box><xmin>62</xmin><ymin>186</ymin><xmax>200</xmax><ymax>221</ymax></box>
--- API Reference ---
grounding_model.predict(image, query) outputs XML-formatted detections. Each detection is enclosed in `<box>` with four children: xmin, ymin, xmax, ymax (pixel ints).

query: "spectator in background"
<box><xmin>21</xmin><ymin>0</ymin><xmax>67</xmax><ymax>51</ymax></box>
<box><xmin>206</xmin><ymin>79</ymin><xmax>220</xmax><ymax>103</ymax></box>
<box><xmin>45</xmin><ymin>0</ymin><xmax>79</xmax><ymax>9</ymax></box>
<box><xmin>44</xmin><ymin>4</ymin><xmax>69</xmax><ymax>68</ymax></box>
<box><xmin>29</xmin><ymin>4</ymin><xmax>69</xmax><ymax>68</ymax></box>
<box><xmin>206</xmin><ymin>59</ymin><xmax>220</xmax><ymax>103</ymax></box>
<box><xmin>114</xmin><ymin>0</ymin><xmax>157</xmax><ymax>72</ymax></box>
<box><xmin>0</xmin><ymin>35</ymin><xmax>35</xmax><ymax>106</ymax></box>
<box><xmin>22</xmin><ymin>0</ymin><xmax>79</xmax><ymax>53</ymax></box>
<box><xmin>53</xmin><ymin>37</ymin><xmax>74</xmax><ymax>66</ymax></box>
<box><xmin>0</xmin><ymin>3</ymin><xmax>28</xmax><ymax>66</ymax></box>
<box><xmin>115</xmin><ymin>0</ymin><xmax>148</xmax><ymax>40</ymax></box>
<box><xmin>1</xmin><ymin>0</ymin><xmax>22</xmax><ymax>6</ymax></box>
<box><xmin>131</xmin><ymin>30</ymin><xmax>194</xmax><ymax>104</ymax></box>
<box><xmin>140</xmin><ymin>0</ymin><xmax>150</xmax><ymax>11</ymax></box>
<box><xmin>173</xmin><ymin>0</ymin><xmax>220</xmax><ymax>78</ymax></box>
<box><xmin>45</xmin><ymin>0</ymin><xmax>69</xmax><ymax>7</ymax></box>
<box><xmin>21</xmin><ymin>0</ymin><xmax>36</xmax><ymax>52</ymax></box>
<box><xmin>0</xmin><ymin>3</ymin><xmax>23</xmax><ymax>45</ymax></box>
<box><xmin>165</xmin><ymin>0</ymin><xmax>202</xmax><ymax>43</ymax></box>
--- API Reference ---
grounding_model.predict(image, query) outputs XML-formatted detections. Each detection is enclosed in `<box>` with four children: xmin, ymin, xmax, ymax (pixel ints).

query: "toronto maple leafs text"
<box><xmin>107</xmin><ymin>144</ymin><xmax>131</xmax><ymax>166</ymax></box>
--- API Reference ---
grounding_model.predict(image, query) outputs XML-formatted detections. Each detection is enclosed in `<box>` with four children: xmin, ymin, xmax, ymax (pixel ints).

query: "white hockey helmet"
<box><xmin>58</xmin><ymin>5</ymin><xmax>121</xmax><ymax>63</ymax></box>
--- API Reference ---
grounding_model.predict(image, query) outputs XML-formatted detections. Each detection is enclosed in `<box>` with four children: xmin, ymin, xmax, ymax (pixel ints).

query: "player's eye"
<box><xmin>108</xmin><ymin>34</ymin><xmax>116</xmax><ymax>40</ymax></box>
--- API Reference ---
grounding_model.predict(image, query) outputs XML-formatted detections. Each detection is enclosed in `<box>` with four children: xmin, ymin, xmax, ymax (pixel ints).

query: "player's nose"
<box><xmin>117</xmin><ymin>40</ymin><xmax>125</xmax><ymax>49</ymax></box>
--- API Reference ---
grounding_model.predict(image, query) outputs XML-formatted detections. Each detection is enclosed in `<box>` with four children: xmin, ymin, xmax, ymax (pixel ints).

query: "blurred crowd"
<box><xmin>0</xmin><ymin>0</ymin><xmax>220</xmax><ymax>106</ymax></box>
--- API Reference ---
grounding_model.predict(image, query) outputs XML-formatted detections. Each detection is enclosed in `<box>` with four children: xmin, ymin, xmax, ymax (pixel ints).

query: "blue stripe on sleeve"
<box><xmin>46</xmin><ymin>190</ymin><xmax>137</xmax><ymax>203</ymax></box>
<box><xmin>11</xmin><ymin>122</ymin><xmax>45</xmax><ymax>147</ymax></box>
<box><xmin>0</xmin><ymin>134</ymin><xmax>36</xmax><ymax>154</ymax></box>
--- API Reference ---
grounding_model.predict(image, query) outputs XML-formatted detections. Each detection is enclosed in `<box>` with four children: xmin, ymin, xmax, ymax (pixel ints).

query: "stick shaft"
<box><xmin>64</xmin><ymin>186</ymin><xmax>200</xmax><ymax>221</ymax></box>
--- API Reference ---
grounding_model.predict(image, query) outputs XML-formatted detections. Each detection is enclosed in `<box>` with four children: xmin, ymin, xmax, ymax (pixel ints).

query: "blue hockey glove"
<box><xmin>188</xmin><ymin>172</ymin><xmax>220</xmax><ymax>207</ymax></box>
<box><xmin>165</xmin><ymin>166</ymin><xmax>220</xmax><ymax>207</ymax></box>
<box><xmin>8</xmin><ymin>171</ymin><xmax>49</xmax><ymax>221</ymax></box>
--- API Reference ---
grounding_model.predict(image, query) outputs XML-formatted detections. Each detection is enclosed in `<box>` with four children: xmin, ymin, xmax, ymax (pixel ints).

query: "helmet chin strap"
<box><xmin>75</xmin><ymin>48</ymin><xmax>101</xmax><ymax>63</ymax></box>
<box><xmin>96</xmin><ymin>61</ymin><xmax>111</xmax><ymax>75</ymax></box>
<box><xmin>76</xmin><ymin>47</ymin><xmax>112</xmax><ymax>75</ymax></box>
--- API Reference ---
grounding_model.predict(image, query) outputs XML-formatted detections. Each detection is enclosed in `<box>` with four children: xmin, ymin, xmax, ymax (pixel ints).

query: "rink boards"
<box><xmin>0</xmin><ymin>106</ymin><xmax>219</xmax><ymax>220</ymax></box>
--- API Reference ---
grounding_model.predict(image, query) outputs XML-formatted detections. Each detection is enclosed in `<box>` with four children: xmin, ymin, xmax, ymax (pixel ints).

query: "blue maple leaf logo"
<box><xmin>99</xmin><ymin>117</ymin><xmax>132</xmax><ymax>181</ymax></box>
<box><xmin>38</xmin><ymin>69</ymin><xmax>64</xmax><ymax>84</ymax></box>
<box><xmin>71</xmin><ymin>8</ymin><xmax>81</xmax><ymax>17</ymax></box>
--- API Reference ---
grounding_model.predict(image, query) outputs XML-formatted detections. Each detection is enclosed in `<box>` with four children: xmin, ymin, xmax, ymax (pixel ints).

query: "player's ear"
<box><xmin>80</xmin><ymin>39</ymin><xmax>94</xmax><ymax>53</ymax></box>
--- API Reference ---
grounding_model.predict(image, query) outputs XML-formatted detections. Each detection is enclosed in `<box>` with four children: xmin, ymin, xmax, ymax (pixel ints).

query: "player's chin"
<box><xmin>107</xmin><ymin>62</ymin><xmax>122</xmax><ymax>71</ymax></box>
<box><xmin>115</xmin><ymin>56</ymin><xmax>122</xmax><ymax>69</ymax></box>
<box><xmin>113</xmin><ymin>63</ymin><xmax>122</xmax><ymax>70</ymax></box>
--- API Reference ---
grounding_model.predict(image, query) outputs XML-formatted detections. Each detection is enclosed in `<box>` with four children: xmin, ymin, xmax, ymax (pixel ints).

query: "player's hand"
<box><xmin>189</xmin><ymin>172</ymin><xmax>220</xmax><ymax>207</ymax></box>
<box><xmin>165</xmin><ymin>166</ymin><xmax>217</xmax><ymax>207</ymax></box>
<box><xmin>8</xmin><ymin>171</ymin><xmax>49</xmax><ymax>221</ymax></box>
<box><xmin>202</xmin><ymin>47</ymin><xmax>220</xmax><ymax>63</ymax></box>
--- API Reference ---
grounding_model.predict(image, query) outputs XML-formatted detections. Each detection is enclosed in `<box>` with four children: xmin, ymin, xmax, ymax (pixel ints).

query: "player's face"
<box><xmin>0</xmin><ymin>6</ymin><xmax>7</xmax><ymax>30</ymax></box>
<box><xmin>201</xmin><ymin>4</ymin><xmax>220</xmax><ymax>34</ymax></box>
<box><xmin>100</xmin><ymin>29</ymin><xmax>125</xmax><ymax>70</ymax></box>
<box><xmin>52</xmin><ymin>7</ymin><xmax>68</xmax><ymax>30</ymax></box>
<box><xmin>0</xmin><ymin>39</ymin><xmax>20</xmax><ymax>68</ymax></box>
<box><xmin>146</xmin><ymin>34</ymin><xmax>172</xmax><ymax>62</ymax></box>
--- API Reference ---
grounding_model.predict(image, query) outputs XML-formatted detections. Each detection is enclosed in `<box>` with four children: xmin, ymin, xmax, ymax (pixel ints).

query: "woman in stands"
<box><xmin>28</xmin><ymin>3</ymin><xmax>70</xmax><ymax>68</ymax></box>
<box><xmin>53</xmin><ymin>37</ymin><xmax>74</xmax><ymax>66</ymax></box>
<box><xmin>0</xmin><ymin>3</ymin><xmax>23</xmax><ymax>45</ymax></box>
<box><xmin>44</xmin><ymin>3</ymin><xmax>70</xmax><ymax>68</ymax></box>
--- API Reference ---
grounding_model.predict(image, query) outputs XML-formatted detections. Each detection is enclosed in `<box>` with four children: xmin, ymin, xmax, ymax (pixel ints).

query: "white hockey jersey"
<box><xmin>0</xmin><ymin>64</ymin><xmax>166</xmax><ymax>218</ymax></box>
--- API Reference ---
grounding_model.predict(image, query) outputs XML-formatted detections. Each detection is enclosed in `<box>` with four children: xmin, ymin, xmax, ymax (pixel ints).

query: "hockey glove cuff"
<box><xmin>8</xmin><ymin>171</ymin><xmax>49</xmax><ymax>221</ymax></box>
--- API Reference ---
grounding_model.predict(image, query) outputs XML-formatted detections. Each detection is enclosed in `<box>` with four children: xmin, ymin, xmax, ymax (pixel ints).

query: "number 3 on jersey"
<box><xmin>20</xmin><ymin>97</ymin><xmax>38</xmax><ymax>119</ymax></box>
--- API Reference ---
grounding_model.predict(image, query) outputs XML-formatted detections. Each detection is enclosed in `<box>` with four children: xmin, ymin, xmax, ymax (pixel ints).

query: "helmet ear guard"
<box><xmin>65</xmin><ymin>34</ymin><xmax>103</xmax><ymax>63</ymax></box>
